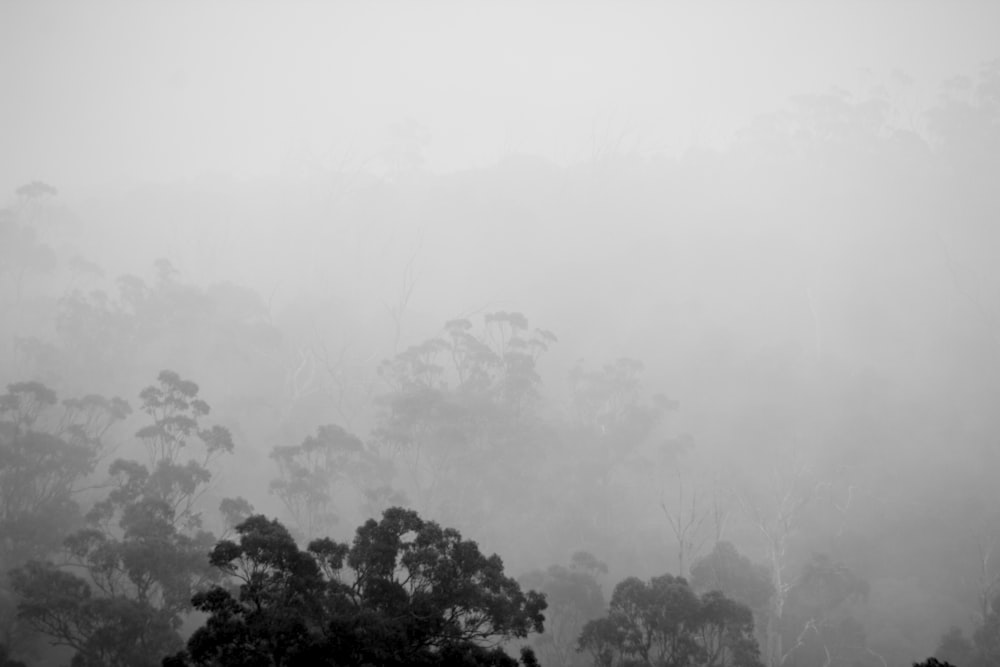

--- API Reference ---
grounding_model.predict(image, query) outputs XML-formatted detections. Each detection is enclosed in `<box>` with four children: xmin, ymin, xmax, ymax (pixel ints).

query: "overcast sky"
<box><xmin>2</xmin><ymin>1</ymin><xmax>998</xmax><ymax>197</ymax></box>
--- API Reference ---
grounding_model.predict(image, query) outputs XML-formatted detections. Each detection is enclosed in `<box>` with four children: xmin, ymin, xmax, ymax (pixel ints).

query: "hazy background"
<box><xmin>3</xmin><ymin>1</ymin><xmax>998</xmax><ymax>194</ymax></box>
<box><xmin>3</xmin><ymin>2</ymin><xmax>1000</xmax><ymax>666</ymax></box>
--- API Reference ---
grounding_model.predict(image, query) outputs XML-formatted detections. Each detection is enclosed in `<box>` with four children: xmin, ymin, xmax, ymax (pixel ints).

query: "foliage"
<box><xmin>270</xmin><ymin>423</ymin><xmax>402</xmax><ymax>540</ymax></box>
<box><xmin>777</xmin><ymin>555</ymin><xmax>874</xmax><ymax>667</ymax></box>
<box><xmin>569</xmin><ymin>358</ymin><xmax>675</xmax><ymax>448</ymax></box>
<box><xmin>0</xmin><ymin>211</ymin><xmax>56</xmax><ymax>280</ymax></box>
<box><xmin>6</xmin><ymin>60</ymin><xmax>1000</xmax><ymax>667</ymax></box>
<box><xmin>690</xmin><ymin>542</ymin><xmax>774</xmax><ymax>614</ymax></box>
<box><xmin>0</xmin><ymin>381</ymin><xmax>129</xmax><ymax>659</ymax></box>
<box><xmin>934</xmin><ymin>626</ymin><xmax>973</xmax><ymax>667</ymax></box>
<box><xmin>934</xmin><ymin>592</ymin><xmax>1000</xmax><ymax>667</ymax></box>
<box><xmin>927</xmin><ymin>59</ymin><xmax>1000</xmax><ymax>169</ymax></box>
<box><xmin>10</xmin><ymin>561</ymin><xmax>182</xmax><ymax>667</ymax></box>
<box><xmin>10</xmin><ymin>372</ymin><xmax>241</xmax><ymax>667</ymax></box>
<box><xmin>520</xmin><ymin>551</ymin><xmax>608</xmax><ymax>667</ymax></box>
<box><xmin>0</xmin><ymin>643</ymin><xmax>26</xmax><ymax>667</ymax></box>
<box><xmin>15</xmin><ymin>182</ymin><xmax>58</xmax><ymax>200</ymax></box>
<box><xmin>373</xmin><ymin>313</ymin><xmax>555</xmax><ymax>524</ymax></box>
<box><xmin>48</xmin><ymin>264</ymin><xmax>282</xmax><ymax>396</ymax></box>
<box><xmin>167</xmin><ymin>507</ymin><xmax>547</xmax><ymax>666</ymax></box>
<box><xmin>559</xmin><ymin>358</ymin><xmax>679</xmax><ymax>556</ymax></box>
<box><xmin>578</xmin><ymin>572</ymin><xmax>762</xmax><ymax>667</ymax></box>
<box><xmin>0</xmin><ymin>382</ymin><xmax>130</xmax><ymax>565</ymax></box>
<box><xmin>376</xmin><ymin>312</ymin><xmax>555</xmax><ymax>424</ymax></box>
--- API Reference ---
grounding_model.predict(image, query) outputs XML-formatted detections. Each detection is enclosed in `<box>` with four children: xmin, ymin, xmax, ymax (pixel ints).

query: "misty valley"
<box><xmin>3</xmin><ymin>6</ymin><xmax>1000</xmax><ymax>666</ymax></box>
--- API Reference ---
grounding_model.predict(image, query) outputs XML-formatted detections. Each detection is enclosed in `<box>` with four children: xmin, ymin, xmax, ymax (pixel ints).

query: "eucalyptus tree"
<box><xmin>11</xmin><ymin>371</ymin><xmax>245</xmax><ymax>667</ymax></box>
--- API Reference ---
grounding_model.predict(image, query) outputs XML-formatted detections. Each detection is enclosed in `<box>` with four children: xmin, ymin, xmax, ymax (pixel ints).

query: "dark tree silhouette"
<box><xmin>167</xmin><ymin>507</ymin><xmax>547</xmax><ymax>666</ymax></box>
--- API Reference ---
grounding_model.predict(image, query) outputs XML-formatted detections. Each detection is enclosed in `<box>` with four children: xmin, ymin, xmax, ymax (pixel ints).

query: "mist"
<box><xmin>2</xmin><ymin>2</ymin><xmax>1000</xmax><ymax>666</ymax></box>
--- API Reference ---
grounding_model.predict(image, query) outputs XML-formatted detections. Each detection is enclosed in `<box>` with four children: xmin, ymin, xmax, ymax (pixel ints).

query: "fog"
<box><xmin>2</xmin><ymin>2</ymin><xmax>1000</xmax><ymax>666</ymax></box>
<box><xmin>5</xmin><ymin>1</ymin><xmax>997</xmax><ymax>193</ymax></box>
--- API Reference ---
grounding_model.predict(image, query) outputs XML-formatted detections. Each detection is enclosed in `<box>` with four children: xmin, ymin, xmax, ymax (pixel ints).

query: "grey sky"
<box><xmin>2</xmin><ymin>0</ymin><xmax>998</xmax><ymax>196</ymax></box>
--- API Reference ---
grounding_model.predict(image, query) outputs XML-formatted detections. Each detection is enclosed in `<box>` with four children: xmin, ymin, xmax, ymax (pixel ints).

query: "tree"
<box><xmin>0</xmin><ymin>643</ymin><xmax>26</xmax><ymax>667</ymax></box>
<box><xmin>10</xmin><ymin>371</ymin><xmax>241</xmax><ymax>667</ymax></box>
<box><xmin>578</xmin><ymin>573</ymin><xmax>762</xmax><ymax>667</ymax></box>
<box><xmin>0</xmin><ymin>382</ymin><xmax>130</xmax><ymax>566</ymax></box>
<box><xmin>0</xmin><ymin>205</ymin><xmax>58</xmax><ymax>370</ymax></box>
<box><xmin>14</xmin><ymin>182</ymin><xmax>57</xmax><ymax>201</ymax></box>
<box><xmin>690</xmin><ymin>542</ymin><xmax>774</xmax><ymax>616</ymax></box>
<box><xmin>520</xmin><ymin>551</ymin><xmax>608</xmax><ymax>667</ymax></box>
<box><xmin>935</xmin><ymin>591</ymin><xmax>1000</xmax><ymax>667</ymax></box>
<box><xmin>0</xmin><ymin>382</ymin><xmax>129</xmax><ymax>660</ymax></box>
<box><xmin>0</xmin><ymin>209</ymin><xmax>57</xmax><ymax>281</ymax></box>
<box><xmin>934</xmin><ymin>626</ymin><xmax>974</xmax><ymax>667</ymax></box>
<box><xmin>738</xmin><ymin>461</ymin><xmax>816</xmax><ymax>667</ymax></box>
<box><xmin>49</xmin><ymin>262</ymin><xmax>283</xmax><ymax>401</ymax></box>
<box><xmin>373</xmin><ymin>313</ymin><xmax>555</xmax><ymax>526</ymax></box>
<box><xmin>563</xmin><ymin>358</ymin><xmax>679</xmax><ymax>552</ymax></box>
<box><xmin>928</xmin><ymin>59</ymin><xmax>1000</xmax><ymax>172</ymax></box>
<box><xmin>568</xmin><ymin>358</ymin><xmax>673</xmax><ymax>447</ymax></box>
<box><xmin>270</xmin><ymin>423</ymin><xmax>402</xmax><ymax>540</ymax></box>
<box><xmin>661</xmin><ymin>477</ymin><xmax>710</xmax><ymax>580</ymax></box>
<box><xmin>697</xmin><ymin>591</ymin><xmax>764</xmax><ymax>667</ymax></box>
<box><xmin>168</xmin><ymin>507</ymin><xmax>547</xmax><ymax>666</ymax></box>
<box><xmin>778</xmin><ymin>555</ymin><xmax>873</xmax><ymax>667</ymax></box>
<box><xmin>10</xmin><ymin>561</ymin><xmax>183</xmax><ymax>667</ymax></box>
<box><xmin>9</xmin><ymin>181</ymin><xmax>60</xmax><ymax>251</ymax></box>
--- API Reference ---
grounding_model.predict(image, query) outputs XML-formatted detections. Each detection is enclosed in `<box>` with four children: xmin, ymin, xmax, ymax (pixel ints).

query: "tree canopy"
<box><xmin>578</xmin><ymin>572</ymin><xmax>762</xmax><ymax>667</ymax></box>
<box><xmin>167</xmin><ymin>507</ymin><xmax>547</xmax><ymax>667</ymax></box>
<box><xmin>8</xmin><ymin>372</ymin><xmax>239</xmax><ymax>667</ymax></box>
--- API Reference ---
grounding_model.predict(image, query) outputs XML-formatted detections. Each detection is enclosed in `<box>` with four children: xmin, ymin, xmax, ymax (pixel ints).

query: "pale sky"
<box><xmin>2</xmin><ymin>0</ymin><xmax>998</xmax><ymax>197</ymax></box>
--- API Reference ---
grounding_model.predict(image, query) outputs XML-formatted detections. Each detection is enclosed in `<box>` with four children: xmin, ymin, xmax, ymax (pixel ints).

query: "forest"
<box><xmin>3</xmin><ymin>4</ymin><xmax>1000</xmax><ymax>666</ymax></box>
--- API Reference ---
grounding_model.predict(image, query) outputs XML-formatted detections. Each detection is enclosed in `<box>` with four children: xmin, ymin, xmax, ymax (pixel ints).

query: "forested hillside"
<box><xmin>2</xmin><ymin>6</ymin><xmax>1000</xmax><ymax>665</ymax></box>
